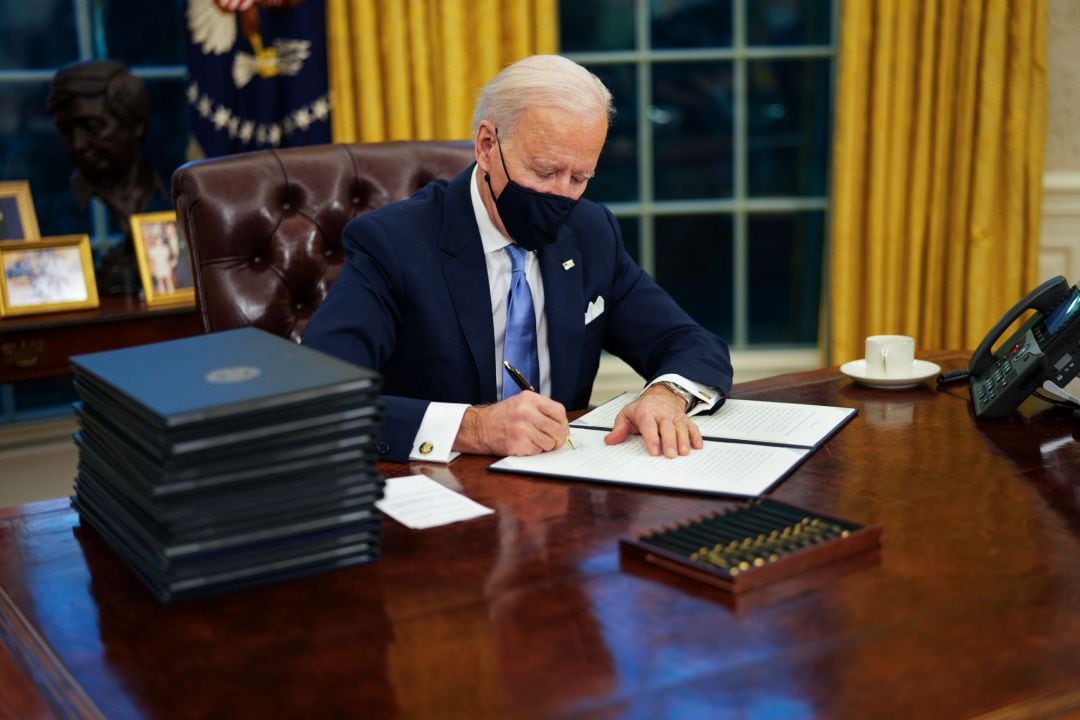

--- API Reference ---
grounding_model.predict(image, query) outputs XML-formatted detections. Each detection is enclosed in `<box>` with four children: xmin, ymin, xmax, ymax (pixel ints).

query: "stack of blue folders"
<box><xmin>69</xmin><ymin>327</ymin><xmax>383</xmax><ymax>602</ymax></box>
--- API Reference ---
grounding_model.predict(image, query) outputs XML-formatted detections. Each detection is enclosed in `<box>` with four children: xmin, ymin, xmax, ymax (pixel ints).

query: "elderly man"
<box><xmin>303</xmin><ymin>55</ymin><xmax>732</xmax><ymax>463</ymax></box>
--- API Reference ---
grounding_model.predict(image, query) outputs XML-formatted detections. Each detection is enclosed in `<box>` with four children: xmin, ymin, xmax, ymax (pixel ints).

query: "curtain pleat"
<box><xmin>327</xmin><ymin>0</ymin><xmax>557</xmax><ymax>143</ymax></box>
<box><xmin>828</xmin><ymin>0</ymin><xmax>1046</xmax><ymax>364</ymax></box>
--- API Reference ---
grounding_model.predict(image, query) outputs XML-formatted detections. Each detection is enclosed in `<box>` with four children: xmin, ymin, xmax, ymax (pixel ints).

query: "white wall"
<box><xmin>1042</xmin><ymin>0</ymin><xmax>1080</xmax><ymax>284</ymax></box>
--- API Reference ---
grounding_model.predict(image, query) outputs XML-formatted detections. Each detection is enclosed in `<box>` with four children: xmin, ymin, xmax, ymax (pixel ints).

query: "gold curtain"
<box><xmin>828</xmin><ymin>0</ymin><xmax>1047</xmax><ymax>364</ymax></box>
<box><xmin>326</xmin><ymin>0</ymin><xmax>558</xmax><ymax>143</ymax></box>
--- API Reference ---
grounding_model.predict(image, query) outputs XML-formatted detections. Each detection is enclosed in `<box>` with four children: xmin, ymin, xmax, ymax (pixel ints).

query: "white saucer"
<box><xmin>839</xmin><ymin>359</ymin><xmax>942</xmax><ymax>390</ymax></box>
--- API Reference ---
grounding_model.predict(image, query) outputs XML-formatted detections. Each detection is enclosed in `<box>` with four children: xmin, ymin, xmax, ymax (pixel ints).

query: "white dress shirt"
<box><xmin>409</xmin><ymin>166</ymin><xmax>717</xmax><ymax>462</ymax></box>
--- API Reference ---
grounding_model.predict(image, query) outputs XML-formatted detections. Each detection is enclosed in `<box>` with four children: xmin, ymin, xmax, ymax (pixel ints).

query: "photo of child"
<box><xmin>131</xmin><ymin>212</ymin><xmax>195</xmax><ymax>307</ymax></box>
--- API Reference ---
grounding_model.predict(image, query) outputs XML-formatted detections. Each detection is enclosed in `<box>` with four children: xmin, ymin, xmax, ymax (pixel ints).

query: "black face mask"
<box><xmin>484</xmin><ymin>130</ymin><xmax>578</xmax><ymax>252</ymax></box>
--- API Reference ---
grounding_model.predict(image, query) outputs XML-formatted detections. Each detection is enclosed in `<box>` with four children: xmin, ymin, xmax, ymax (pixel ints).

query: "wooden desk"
<box><xmin>0</xmin><ymin>296</ymin><xmax>203</xmax><ymax>384</ymax></box>
<box><xmin>1</xmin><ymin>352</ymin><xmax>1078</xmax><ymax>719</ymax></box>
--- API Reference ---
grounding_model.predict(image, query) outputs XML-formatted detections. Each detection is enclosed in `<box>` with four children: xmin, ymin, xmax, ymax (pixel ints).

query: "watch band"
<box><xmin>656</xmin><ymin>381</ymin><xmax>698</xmax><ymax>412</ymax></box>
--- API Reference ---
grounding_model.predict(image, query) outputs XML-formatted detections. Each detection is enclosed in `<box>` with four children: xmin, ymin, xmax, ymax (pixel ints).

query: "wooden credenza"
<box><xmin>0</xmin><ymin>295</ymin><xmax>203</xmax><ymax>384</ymax></box>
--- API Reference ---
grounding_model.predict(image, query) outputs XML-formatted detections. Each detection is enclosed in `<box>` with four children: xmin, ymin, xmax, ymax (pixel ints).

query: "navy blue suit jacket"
<box><xmin>302</xmin><ymin>166</ymin><xmax>733</xmax><ymax>461</ymax></box>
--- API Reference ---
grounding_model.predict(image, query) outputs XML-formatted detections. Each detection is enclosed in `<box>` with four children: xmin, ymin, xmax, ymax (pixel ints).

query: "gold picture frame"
<box><xmin>0</xmin><ymin>235</ymin><xmax>99</xmax><ymax>317</ymax></box>
<box><xmin>0</xmin><ymin>180</ymin><xmax>41</xmax><ymax>241</ymax></box>
<box><xmin>130</xmin><ymin>211</ymin><xmax>195</xmax><ymax>307</ymax></box>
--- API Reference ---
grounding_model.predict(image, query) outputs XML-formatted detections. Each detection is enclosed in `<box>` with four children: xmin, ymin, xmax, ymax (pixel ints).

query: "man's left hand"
<box><xmin>604</xmin><ymin>384</ymin><xmax>703</xmax><ymax>457</ymax></box>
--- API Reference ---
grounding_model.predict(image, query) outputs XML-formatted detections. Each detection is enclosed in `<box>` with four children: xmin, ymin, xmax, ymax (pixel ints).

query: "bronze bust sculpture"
<box><xmin>47</xmin><ymin>60</ymin><xmax>165</xmax><ymax>238</ymax></box>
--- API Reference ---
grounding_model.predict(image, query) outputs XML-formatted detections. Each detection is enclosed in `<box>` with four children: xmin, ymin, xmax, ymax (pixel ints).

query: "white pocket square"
<box><xmin>584</xmin><ymin>295</ymin><xmax>605</xmax><ymax>325</ymax></box>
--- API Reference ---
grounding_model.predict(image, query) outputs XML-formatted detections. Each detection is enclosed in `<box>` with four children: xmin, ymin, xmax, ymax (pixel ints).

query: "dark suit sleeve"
<box><xmin>594</xmin><ymin>205</ymin><xmax>734</xmax><ymax>401</ymax></box>
<box><xmin>302</xmin><ymin>215</ymin><xmax>428</xmax><ymax>462</ymax></box>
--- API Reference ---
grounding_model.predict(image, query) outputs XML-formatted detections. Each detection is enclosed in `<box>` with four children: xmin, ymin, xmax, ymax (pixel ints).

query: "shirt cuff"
<box><xmin>409</xmin><ymin>402</ymin><xmax>469</xmax><ymax>463</ymax></box>
<box><xmin>645</xmin><ymin>373</ymin><xmax>721</xmax><ymax>416</ymax></box>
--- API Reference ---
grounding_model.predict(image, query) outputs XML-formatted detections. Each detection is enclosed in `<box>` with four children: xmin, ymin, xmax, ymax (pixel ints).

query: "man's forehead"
<box><xmin>53</xmin><ymin>94</ymin><xmax>108</xmax><ymax>119</ymax></box>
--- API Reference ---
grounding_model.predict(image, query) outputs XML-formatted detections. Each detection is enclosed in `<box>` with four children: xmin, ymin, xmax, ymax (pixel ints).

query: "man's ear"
<box><xmin>474</xmin><ymin>121</ymin><xmax>497</xmax><ymax>175</ymax></box>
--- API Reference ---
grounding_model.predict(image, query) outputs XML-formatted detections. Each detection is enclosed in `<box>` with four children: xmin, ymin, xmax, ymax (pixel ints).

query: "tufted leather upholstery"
<box><xmin>172</xmin><ymin>141</ymin><xmax>475</xmax><ymax>342</ymax></box>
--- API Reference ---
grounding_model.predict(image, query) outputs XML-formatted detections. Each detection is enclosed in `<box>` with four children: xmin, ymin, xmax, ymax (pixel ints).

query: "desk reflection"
<box><xmin>383</xmin><ymin>463</ymin><xmax>630</xmax><ymax>718</ymax></box>
<box><xmin>77</xmin><ymin>522</ymin><xmax>400</xmax><ymax>719</ymax></box>
<box><xmin>862</xmin><ymin>400</ymin><xmax>914</xmax><ymax>429</ymax></box>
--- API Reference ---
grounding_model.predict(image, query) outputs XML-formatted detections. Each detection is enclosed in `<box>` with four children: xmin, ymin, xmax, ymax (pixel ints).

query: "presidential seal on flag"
<box><xmin>186</xmin><ymin>0</ymin><xmax>330</xmax><ymax>157</ymax></box>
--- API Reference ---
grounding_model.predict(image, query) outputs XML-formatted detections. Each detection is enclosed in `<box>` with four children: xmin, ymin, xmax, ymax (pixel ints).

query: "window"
<box><xmin>560</xmin><ymin>0</ymin><xmax>835</xmax><ymax>352</ymax></box>
<box><xmin>0</xmin><ymin>0</ymin><xmax>187</xmax><ymax>423</ymax></box>
<box><xmin>0</xmin><ymin>0</ymin><xmax>187</xmax><ymax>249</ymax></box>
<box><xmin>0</xmin><ymin>0</ymin><xmax>835</xmax><ymax>423</ymax></box>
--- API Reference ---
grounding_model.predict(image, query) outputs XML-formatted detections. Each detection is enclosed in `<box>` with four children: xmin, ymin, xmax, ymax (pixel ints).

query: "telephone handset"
<box><xmin>968</xmin><ymin>275</ymin><xmax>1080</xmax><ymax>418</ymax></box>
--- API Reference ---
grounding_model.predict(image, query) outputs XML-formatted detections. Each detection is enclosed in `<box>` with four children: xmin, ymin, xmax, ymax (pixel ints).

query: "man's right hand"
<box><xmin>453</xmin><ymin>392</ymin><xmax>571</xmax><ymax>456</ymax></box>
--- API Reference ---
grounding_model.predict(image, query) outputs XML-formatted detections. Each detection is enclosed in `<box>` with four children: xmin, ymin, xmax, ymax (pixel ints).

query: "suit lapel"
<box><xmin>440</xmin><ymin>168</ymin><xmax>498</xmax><ymax>403</ymax></box>
<box><xmin>540</xmin><ymin>235</ymin><xmax>584</xmax><ymax>405</ymax></box>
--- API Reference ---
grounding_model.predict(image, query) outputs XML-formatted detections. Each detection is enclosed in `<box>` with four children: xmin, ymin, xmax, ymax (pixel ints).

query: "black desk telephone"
<box><xmin>967</xmin><ymin>275</ymin><xmax>1080</xmax><ymax>418</ymax></box>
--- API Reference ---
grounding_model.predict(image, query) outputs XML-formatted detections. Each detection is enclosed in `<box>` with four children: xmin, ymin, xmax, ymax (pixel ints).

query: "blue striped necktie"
<box><xmin>502</xmin><ymin>244</ymin><xmax>539</xmax><ymax>399</ymax></box>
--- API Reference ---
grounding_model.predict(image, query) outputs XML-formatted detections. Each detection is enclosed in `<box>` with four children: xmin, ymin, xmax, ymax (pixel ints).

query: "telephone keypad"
<box><xmin>976</xmin><ymin>355</ymin><xmax>1020</xmax><ymax>406</ymax></box>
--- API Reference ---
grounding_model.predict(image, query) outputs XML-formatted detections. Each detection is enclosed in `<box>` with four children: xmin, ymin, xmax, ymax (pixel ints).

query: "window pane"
<box><xmin>95</xmin><ymin>0</ymin><xmax>186</xmax><ymax>66</ymax></box>
<box><xmin>142</xmin><ymin>78</ymin><xmax>191</xmax><ymax>196</ymax></box>
<box><xmin>748</xmin><ymin>0</ymin><xmax>832</xmax><ymax>46</ymax></box>
<box><xmin>653</xmin><ymin>62</ymin><xmax>734</xmax><ymax>200</ymax></box>
<box><xmin>655</xmin><ymin>214</ymin><xmax>733</xmax><ymax>340</ymax></box>
<box><xmin>747</xmin><ymin>59</ymin><xmax>830</xmax><ymax>197</ymax></box>
<box><xmin>0</xmin><ymin>1</ymin><xmax>79</xmax><ymax>69</ymax></box>
<box><xmin>748</xmin><ymin>212</ymin><xmax>824</xmax><ymax>344</ymax></box>
<box><xmin>0</xmin><ymin>78</ymin><xmax>188</xmax><ymax>242</ymax></box>
<box><xmin>0</xmin><ymin>83</ymin><xmax>93</xmax><ymax>237</ymax></box>
<box><xmin>651</xmin><ymin>0</ymin><xmax>732</xmax><ymax>49</ymax></box>
<box><xmin>560</xmin><ymin>0</ymin><xmax>636</xmax><ymax>52</ymax></box>
<box><xmin>586</xmin><ymin>63</ymin><xmax>638</xmax><ymax>204</ymax></box>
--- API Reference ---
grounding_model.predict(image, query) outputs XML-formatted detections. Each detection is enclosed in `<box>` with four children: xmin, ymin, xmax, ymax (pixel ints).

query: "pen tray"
<box><xmin>619</xmin><ymin>499</ymin><xmax>881</xmax><ymax>594</ymax></box>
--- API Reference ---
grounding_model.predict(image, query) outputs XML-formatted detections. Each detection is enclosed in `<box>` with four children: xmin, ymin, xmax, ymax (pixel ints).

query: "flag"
<box><xmin>185</xmin><ymin>0</ymin><xmax>331</xmax><ymax>157</ymax></box>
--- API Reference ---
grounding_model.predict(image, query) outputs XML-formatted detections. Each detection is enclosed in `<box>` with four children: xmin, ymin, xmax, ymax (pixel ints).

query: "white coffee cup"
<box><xmin>865</xmin><ymin>335</ymin><xmax>915</xmax><ymax>378</ymax></box>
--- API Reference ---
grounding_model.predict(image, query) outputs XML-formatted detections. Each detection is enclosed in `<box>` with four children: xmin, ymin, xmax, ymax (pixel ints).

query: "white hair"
<box><xmin>472</xmin><ymin>55</ymin><xmax>615</xmax><ymax>141</ymax></box>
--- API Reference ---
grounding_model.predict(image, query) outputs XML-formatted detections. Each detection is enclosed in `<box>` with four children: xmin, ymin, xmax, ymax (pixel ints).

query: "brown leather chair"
<box><xmin>171</xmin><ymin>141</ymin><xmax>475</xmax><ymax>342</ymax></box>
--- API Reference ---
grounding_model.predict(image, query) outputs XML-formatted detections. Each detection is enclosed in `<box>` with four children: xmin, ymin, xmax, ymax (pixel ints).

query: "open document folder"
<box><xmin>489</xmin><ymin>392</ymin><xmax>856</xmax><ymax>497</ymax></box>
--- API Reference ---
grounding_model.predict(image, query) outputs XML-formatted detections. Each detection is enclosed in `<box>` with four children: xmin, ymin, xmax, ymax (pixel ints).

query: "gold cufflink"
<box><xmin>419</xmin><ymin>441</ymin><xmax>433</xmax><ymax>455</ymax></box>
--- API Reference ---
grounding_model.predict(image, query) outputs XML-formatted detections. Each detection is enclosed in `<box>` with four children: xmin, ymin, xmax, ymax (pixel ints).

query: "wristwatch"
<box><xmin>656</xmin><ymin>381</ymin><xmax>698</xmax><ymax>412</ymax></box>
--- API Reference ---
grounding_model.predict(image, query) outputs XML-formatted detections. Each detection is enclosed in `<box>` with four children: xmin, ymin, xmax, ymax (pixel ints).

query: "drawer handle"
<box><xmin>2</xmin><ymin>340</ymin><xmax>46</xmax><ymax>368</ymax></box>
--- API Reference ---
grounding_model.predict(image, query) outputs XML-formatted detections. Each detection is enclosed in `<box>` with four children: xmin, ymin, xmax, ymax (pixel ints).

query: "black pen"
<box><xmin>503</xmin><ymin>359</ymin><xmax>536</xmax><ymax>392</ymax></box>
<box><xmin>502</xmin><ymin>360</ymin><xmax>575</xmax><ymax>449</ymax></box>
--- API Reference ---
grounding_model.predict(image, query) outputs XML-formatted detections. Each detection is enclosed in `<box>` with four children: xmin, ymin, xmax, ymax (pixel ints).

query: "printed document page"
<box><xmin>376</xmin><ymin>475</ymin><xmax>494</xmax><ymax>529</ymax></box>
<box><xmin>573</xmin><ymin>392</ymin><xmax>855</xmax><ymax>448</ymax></box>
<box><xmin>489</xmin><ymin>428</ymin><xmax>808</xmax><ymax>497</ymax></box>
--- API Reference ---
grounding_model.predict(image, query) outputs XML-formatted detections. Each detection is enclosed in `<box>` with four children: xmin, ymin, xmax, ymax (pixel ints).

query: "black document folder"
<box><xmin>69</xmin><ymin>328</ymin><xmax>386</xmax><ymax>602</ymax></box>
<box><xmin>70</xmin><ymin>327</ymin><xmax>380</xmax><ymax>430</ymax></box>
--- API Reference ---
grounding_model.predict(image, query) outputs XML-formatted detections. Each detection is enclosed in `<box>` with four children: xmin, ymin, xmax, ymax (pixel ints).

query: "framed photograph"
<box><xmin>0</xmin><ymin>180</ymin><xmax>41</xmax><ymax>241</ymax></box>
<box><xmin>130</xmin><ymin>211</ymin><xmax>195</xmax><ymax>307</ymax></box>
<box><xmin>0</xmin><ymin>235</ymin><xmax>99</xmax><ymax>317</ymax></box>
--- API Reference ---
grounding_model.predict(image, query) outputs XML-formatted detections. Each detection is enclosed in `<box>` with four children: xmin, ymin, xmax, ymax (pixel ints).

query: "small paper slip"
<box><xmin>376</xmin><ymin>475</ymin><xmax>494</xmax><ymax>529</ymax></box>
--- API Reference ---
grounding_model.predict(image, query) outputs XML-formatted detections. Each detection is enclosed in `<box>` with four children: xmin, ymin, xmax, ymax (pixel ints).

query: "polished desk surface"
<box><xmin>1</xmin><ymin>352</ymin><xmax>1078</xmax><ymax>720</ymax></box>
